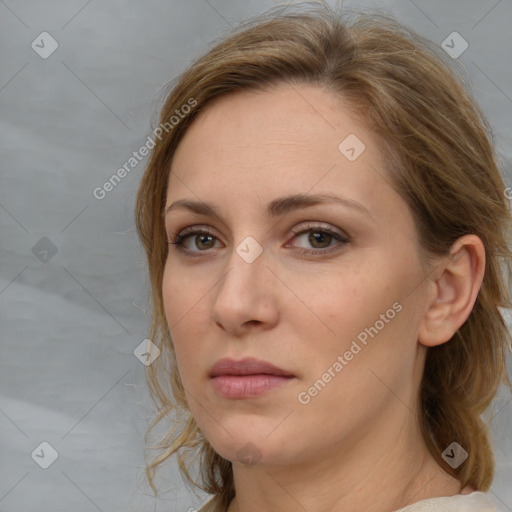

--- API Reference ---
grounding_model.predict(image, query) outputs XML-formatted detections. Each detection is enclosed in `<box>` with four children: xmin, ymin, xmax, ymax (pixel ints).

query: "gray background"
<box><xmin>1</xmin><ymin>1</ymin><xmax>511</xmax><ymax>511</ymax></box>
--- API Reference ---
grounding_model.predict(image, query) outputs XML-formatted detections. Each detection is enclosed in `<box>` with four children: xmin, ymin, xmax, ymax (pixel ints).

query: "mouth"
<box><xmin>209</xmin><ymin>357</ymin><xmax>296</xmax><ymax>399</ymax></box>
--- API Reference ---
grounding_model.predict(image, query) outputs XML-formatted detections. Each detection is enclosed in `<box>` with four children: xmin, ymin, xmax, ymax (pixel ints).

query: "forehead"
<box><xmin>166</xmin><ymin>83</ymin><xmax>398</xmax><ymax>222</ymax></box>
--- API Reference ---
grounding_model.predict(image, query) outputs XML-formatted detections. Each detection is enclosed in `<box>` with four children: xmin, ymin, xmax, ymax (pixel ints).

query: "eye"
<box><xmin>288</xmin><ymin>223</ymin><xmax>349</xmax><ymax>255</ymax></box>
<box><xmin>169</xmin><ymin>226</ymin><xmax>223</xmax><ymax>255</ymax></box>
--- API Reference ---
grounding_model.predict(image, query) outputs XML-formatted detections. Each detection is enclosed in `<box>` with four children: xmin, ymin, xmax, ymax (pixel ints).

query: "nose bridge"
<box><xmin>219</xmin><ymin>237</ymin><xmax>268</xmax><ymax>298</ymax></box>
<box><xmin>211</xmin><ymin>236</ymin><xmax>278</xmax><ymax>330</ymax></box>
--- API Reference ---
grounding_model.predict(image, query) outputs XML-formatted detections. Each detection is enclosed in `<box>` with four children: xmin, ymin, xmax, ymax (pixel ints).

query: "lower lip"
<box><xmin>211</xmin><ymin>374</ymin><xmax>295</xmax><ymax>399</ymax></box>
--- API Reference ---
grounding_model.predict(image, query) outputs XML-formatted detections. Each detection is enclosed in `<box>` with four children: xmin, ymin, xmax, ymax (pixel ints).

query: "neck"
<box><xmin>226</xmin><ymin>403</ymin><xmax>464</xmax><ymax>512</ymax></box>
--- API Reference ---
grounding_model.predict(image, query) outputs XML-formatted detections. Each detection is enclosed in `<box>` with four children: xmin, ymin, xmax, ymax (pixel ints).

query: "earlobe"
<box><xmin>418</xmin><ymin>235</ymin><xmax>486</xmax><ymax>348</ymax></box>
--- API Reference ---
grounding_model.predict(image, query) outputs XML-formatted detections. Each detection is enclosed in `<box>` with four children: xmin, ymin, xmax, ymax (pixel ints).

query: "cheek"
<box><xmin>162</xmin><ymin>263</ymin><xmax>207</xmax><ymax>382</ymax></box>
<box><xmin>162</xmin><ymin>261</ymin><xmax>183</xmax><ymax>323</ymax></box>
<box><xmin>162</xmin><ymin>260</ymin><xmax>207</xmax><ymax>327</ymax></box>
<box><xmin>290</xmin><ymin>264</ymin><xmax>390</xmax><ymax>345</ymax></box>
<box><xmin>286</xmin><ymin>257</ymin><xmax>415</xmax><ymax>380</ymax></box>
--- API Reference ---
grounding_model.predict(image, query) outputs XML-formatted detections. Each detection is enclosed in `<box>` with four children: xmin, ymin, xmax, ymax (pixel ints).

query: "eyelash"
<box><xmin>168</xmin><ymin>223</ymin><xmax>349</xmax><ymax>257</ymax></box>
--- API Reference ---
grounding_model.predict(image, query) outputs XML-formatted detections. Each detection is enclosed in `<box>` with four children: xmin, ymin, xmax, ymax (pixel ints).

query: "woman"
<box><xmin>135</xmin><ymin>3</ymin><xmax>512</xmax><ymax>511</ymax></box>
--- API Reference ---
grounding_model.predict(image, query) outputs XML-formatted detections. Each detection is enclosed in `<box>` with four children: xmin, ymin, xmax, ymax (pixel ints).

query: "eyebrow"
<box><xmin>164</xmin><ymin>193</ymin><xmax>371</xmax><ymax>219</ymax></box>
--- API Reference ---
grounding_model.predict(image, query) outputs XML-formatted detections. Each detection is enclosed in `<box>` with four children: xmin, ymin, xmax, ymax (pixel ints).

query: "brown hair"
<box><xmin>135</xmin><ymin>2</ymin><xmax>512</xmax><ymax>507</ymax></box>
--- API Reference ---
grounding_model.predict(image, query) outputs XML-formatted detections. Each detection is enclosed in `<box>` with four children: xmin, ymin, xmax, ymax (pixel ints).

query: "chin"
<box><xmin>204</xmin><ymin>423</ymin><xmax>307</xmax><ymax>469</ymax></box>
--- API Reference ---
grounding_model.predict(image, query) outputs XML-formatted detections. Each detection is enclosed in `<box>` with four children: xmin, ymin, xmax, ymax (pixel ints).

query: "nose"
<box><xmin>211</xmin><ymin>242</ymin><xmax>280</xmax><ymax>336</ymax></box>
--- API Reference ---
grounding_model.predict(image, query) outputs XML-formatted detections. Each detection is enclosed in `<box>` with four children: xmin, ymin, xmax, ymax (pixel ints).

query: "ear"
<box><xmin>418</xmin><ymin>234</ymin><xmax>486</xmax><ymax>348</ymax></box>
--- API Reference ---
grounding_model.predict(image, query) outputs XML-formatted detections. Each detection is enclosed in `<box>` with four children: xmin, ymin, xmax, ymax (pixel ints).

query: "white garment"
<box><xmin>197</xmin><ymin>491</ymin><xmax>500</xmax><ymax>512</ymax></box>
<box><xmin>394</xmin><ymin>491</ymin><xmax>499</xmax><ymax>511</ymax></box>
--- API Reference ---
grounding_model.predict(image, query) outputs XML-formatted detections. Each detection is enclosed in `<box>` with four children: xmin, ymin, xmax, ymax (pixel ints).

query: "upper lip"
<box><xmin>209</xmin><ymin>357</ymin><xmax>295</xmax><ymax>378</ymax></box>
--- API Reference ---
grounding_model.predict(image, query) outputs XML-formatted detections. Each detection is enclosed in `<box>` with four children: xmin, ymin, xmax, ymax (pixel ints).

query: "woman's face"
<box><xmin>162</xmin><ymin>82</ymin><xmax>431</xmax><ymax>468</ymax></box>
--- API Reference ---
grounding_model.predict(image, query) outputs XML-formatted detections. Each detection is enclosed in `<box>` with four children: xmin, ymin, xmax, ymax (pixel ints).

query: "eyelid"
<box><xmin>289</xmin><ymin>221</ymin><xmax>348</xmax><ymax>240</ymax></box>
<box><xmin>170</xmin><ymin>221</ymin><xmax>347</xmax><ymax>239</ymax></box>
<box><xmin>171</xmin><ymin>224</ymin><xmax>221</xmax><ymax>241</ymax></box>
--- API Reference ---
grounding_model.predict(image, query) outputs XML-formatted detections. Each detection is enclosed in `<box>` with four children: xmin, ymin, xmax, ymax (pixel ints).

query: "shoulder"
<box><xmin>394</xmin><ymin>491</ymin><xmax>501</xmax><ymax>511</ymax></box>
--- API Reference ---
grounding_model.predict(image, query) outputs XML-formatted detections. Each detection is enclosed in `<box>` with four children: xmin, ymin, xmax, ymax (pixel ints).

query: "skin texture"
<box><xmin>162</xmin><ymin>83</ymin><xmax>483</xmax><ymax>512</ymax></box>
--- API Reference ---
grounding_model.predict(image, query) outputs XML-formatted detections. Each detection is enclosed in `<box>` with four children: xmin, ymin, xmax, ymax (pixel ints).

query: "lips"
<box><xmin>209</xmin><ymin>357</ymin><xmax>296</xmax><ymax>399</ymax></box>
<box><xmin>209</xmin><ymin>357</ymin><xmax>295</xmax><ymax>378</ymax></box>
